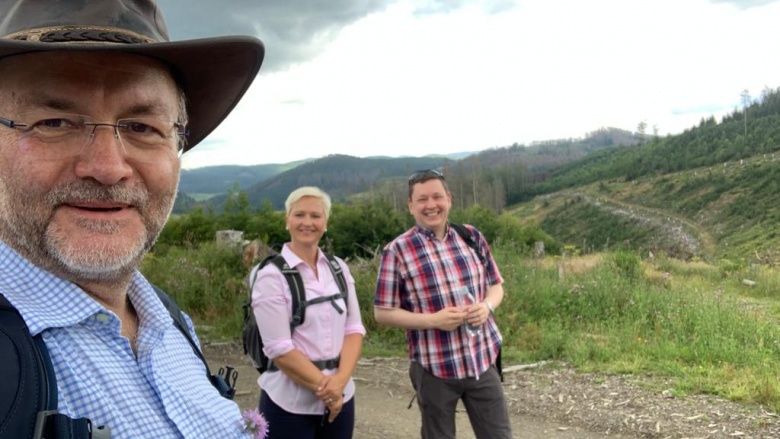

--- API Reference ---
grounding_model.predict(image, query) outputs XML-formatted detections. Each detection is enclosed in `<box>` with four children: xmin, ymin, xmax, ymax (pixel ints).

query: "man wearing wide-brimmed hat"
<box><xmin>0</xmin><ymin>1</ymin><xmax>264</xmax><ymax>437</ymax></box>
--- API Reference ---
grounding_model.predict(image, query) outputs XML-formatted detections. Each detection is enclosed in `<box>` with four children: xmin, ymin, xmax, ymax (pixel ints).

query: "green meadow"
<box><xmin>142</xmin><ymin>242</ymin><xmax>780</xmax><ymax>412</ymax></box>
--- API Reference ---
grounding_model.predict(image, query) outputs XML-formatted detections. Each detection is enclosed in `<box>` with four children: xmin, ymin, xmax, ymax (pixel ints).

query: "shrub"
<box><xmin>609</xmin><ymin>250</ymin><xmax>643</xmax><ymax>281</ymax></box>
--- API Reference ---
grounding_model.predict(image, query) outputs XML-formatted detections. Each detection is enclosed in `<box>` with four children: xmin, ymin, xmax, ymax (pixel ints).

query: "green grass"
<box><xmin>141</xmin><ymin>242</ymin><xmax>780</xmax><ymax>412</ymax></box>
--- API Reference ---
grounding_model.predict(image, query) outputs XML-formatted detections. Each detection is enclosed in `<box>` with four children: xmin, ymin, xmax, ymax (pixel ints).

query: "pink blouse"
<box><xmin>251</xmin><ymin>244</ymin><xmax>366</xmax><ymax>415</ymax></box>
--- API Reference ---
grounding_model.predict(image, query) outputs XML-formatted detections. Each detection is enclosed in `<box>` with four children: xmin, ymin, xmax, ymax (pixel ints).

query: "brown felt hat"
<box><xmin>0</xmin><ymin>0</ymin><xmax>264</xmax><ymax>152</ymax></box>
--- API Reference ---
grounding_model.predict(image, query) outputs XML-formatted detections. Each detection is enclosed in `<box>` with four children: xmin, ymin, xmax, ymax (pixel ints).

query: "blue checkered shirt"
<box><xmin>0</xmin><ymin>242</ymin><xmax>250</xmax><ymax>438</ymax></box>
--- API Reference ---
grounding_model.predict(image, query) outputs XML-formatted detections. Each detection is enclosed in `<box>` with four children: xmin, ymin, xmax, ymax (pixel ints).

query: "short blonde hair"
<box><xmin>285</xmin><ymin>186</ymin><xmax>332</xmax><ymax>218</ymax></box>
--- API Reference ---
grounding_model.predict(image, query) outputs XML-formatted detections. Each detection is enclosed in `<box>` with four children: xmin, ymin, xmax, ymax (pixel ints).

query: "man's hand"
<box><xmin>465</xmin><ymin>302</ymin><xmax>490</xmax><ymax>327</ymax></box>
<box><xmin>433</xmin><ymin>307</ymin><xmax>469</xmax><ymax>331</ymax></box>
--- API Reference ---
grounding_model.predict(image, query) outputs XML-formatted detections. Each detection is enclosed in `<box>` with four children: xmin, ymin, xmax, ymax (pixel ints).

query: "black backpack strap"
<box><xmin>152</xmin><ymin>286</ymin><xmax>235</xmax><ymax>400</ymax></box>
<box><xmin>450</xmin><ymin>222</ymin><xmax>486</xmax><ymax>265</ymax></box>
<box><xmin>296</xmin><ymin>253</ymin><xmax>348</xmax><ymax>315</ymax></box>
<box><xmin>324</xmin><ymin>253</ymin><xmax>348</xmax><ymax>297</ymax></box>
<box><xmin>0</xmin><ymin>294</ymin><xmax>110</xmax><ymax>439</ymax></box>
<box><xmin>263</xmin><ymin>255</ymin><xmax>307</xmax><ymax>330</ymax></box>
<box><xmin>448</xmin><ymin>224</ymin><xmax>504</xmax><ymax>382</ymax></box>
<box><xmin>250</xmin><ymin>253</ymin><xmax>347</xmax><ymax>374</ymax></box>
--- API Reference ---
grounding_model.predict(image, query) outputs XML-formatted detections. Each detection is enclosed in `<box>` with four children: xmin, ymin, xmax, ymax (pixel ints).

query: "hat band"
<box><xmin>2</xmin><ymin>26</ymin><xmax>158</xmax><ymax>44</ymax></box>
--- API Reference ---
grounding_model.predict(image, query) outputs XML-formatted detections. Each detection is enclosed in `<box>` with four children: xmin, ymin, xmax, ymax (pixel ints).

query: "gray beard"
<box><xmin>0</xmin><ymin>179</ymin><xmax>173</xmax><ymax>283</ymax></box>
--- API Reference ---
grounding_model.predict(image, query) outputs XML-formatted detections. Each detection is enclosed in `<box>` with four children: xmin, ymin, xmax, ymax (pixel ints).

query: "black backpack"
<box><xmin>450</xmin><ymin>223</ymin><xmax>503</xmax><ymax>382</ymax></box>
<box><xmin>242</xmin><ymin>252</ymin><xmax>348</xmax><ymax>374</ymax></box>
<box><xmin>0</xmin><ymin>287</ymin><xmax>235</xmax><ymax>439</ymax></box>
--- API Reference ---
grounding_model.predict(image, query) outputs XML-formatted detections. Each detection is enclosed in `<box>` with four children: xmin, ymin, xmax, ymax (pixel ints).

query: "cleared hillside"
<box><xmin>513</xmin><ymin>152</ymin><xmax>780</xmax><ymax>262</ymax></box>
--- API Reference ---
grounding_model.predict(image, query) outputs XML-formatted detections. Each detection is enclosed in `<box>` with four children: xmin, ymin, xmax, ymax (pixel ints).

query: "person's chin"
<box><xmin>293</xmin><ymin>235</ymin><xmax>322</xmax><ymax>247</ymax></box>
<box><xmin>46</xmin><ymin>226</ymin><xmax>147</xmax><ymax>276</ymax></box>
<box><xmin>423</xmin><ymin>215</ymin><xmax>443</xmax><ymax>227</ymax></box>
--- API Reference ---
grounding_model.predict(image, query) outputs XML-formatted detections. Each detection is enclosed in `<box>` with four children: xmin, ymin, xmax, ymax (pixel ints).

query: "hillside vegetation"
<box><xmin>510</xmin><ymin>87</ymin><xmax>780</xmax><ymax>263</ymax></box>
<box><xmin>142</xmin><ymin>241</ymin><xmax>780</xmax><ymax>414</ymax></box>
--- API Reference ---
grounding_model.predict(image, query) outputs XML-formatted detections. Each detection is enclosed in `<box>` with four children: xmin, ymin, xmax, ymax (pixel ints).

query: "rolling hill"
<box><xmin>175</xmin><ymin>127</ymin><xmax>641</xmax><ymax>212</ymax></box>
<box><xmin>509</xmin><ymin>86</ymin><xmax>780</xmax><ymax>262</ymax></box>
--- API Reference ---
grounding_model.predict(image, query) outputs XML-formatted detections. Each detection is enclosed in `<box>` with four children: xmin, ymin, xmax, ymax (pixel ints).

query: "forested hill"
<box><xmin>517</xmin><ymin>87</ymin><xmax>780</xmax><ymax>203</ymax></box>
<box><xmin>178</xmin><ymin>161</ymin><xmax>309</xmax><ymax>198</ymax></box>
<box><xmin>175</xmin><ymin>127</ymin><xmax>639</xmax><ymax>212</ymax></box>
<box><xmin>471</xmin><ymin>127</ymin><xmax>639</xmax><ymax>173</ymax></box>
<box><xmin>511</xmin><ymin>86</ymin><xmax>780</xmax><ymax>261</ymax></box>
<box><xmin>207</xmin><ymin>154</ymin><xmax>455</xmax><ymax>209</ymax></box>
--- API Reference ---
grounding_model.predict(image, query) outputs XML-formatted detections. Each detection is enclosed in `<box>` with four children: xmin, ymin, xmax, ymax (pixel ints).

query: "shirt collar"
<box><xmin>413</xmin><ymin>222</ymin><xmax>453</xmax><ymax>240</ymax></box>
<box><xmin>281</xmin><ymin>243</ymin><xmax>327</xmax><ymax>268</ymax></box>
<box><xmin>0</xmin><ymin>240</ymin><xmax>160</xmax><ymax>336</ymax></box>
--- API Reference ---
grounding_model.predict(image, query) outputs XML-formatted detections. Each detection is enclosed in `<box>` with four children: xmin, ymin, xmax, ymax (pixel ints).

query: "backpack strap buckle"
<box><xmin>34</xmin><ymin>410</ymin><xmax>111</xmax><ymax>439</ymax></box>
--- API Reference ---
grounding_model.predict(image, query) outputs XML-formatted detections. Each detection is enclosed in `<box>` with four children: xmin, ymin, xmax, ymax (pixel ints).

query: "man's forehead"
<box><xmin>0</xmin><ymin>52</ymin><xmax>179</xmax><ymax>110</ymax></box>
<box><xmin>412</xmin><ymin>180</ymin><xmax>448</xmax><ymax>196</ymax></box>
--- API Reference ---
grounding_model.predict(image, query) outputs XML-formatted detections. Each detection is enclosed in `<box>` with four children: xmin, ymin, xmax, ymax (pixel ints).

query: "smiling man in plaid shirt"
<box><xmin>373</xmin><ymin>169</ymin><xmax>513</xmax><ymax>439</ymax></box>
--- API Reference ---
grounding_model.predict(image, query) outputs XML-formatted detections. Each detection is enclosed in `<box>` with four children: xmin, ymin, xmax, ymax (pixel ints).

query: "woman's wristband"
<box><xmin>484</xmin><ymin>300</ymin><xmax>495</xmax><ymax>315</ymax></box>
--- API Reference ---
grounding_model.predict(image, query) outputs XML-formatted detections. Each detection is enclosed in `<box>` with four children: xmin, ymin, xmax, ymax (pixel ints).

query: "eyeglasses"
<box><xmin>408</xmin><ymin>169</ymin><xmax>444</xmax><ymax>184</ymax></box>
<box><xmin>0</xmin><ymin>111</ymin><xmax>187</xmax><ymax>162</ymax></box>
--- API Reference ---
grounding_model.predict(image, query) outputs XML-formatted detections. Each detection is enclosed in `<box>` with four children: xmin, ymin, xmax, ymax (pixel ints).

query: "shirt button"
<box><xmin>96</xmin><ymin>314</ymin><xmax>109</xmax><ymax>323</ymax></box>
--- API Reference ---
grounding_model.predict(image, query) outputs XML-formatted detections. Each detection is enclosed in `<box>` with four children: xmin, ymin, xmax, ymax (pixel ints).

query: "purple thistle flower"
<box><xmin>241</xmin><ymin>408</ymin><xmax>269</xmax><ymax>439</ymax></box>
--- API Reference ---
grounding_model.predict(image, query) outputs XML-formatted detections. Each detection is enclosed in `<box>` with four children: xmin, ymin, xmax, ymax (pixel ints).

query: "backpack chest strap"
<box><xmin>303</xmin><ymin>292</ymin><xmax>347</xmax><ymax>314</ymax></box>
<box><xmin>268</xmin><ymin>355</ymin><xmax>340</xmax><ymax>372</ymax></box>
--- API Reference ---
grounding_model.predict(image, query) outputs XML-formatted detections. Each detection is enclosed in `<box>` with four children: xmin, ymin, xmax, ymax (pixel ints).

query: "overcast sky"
<box><xmin>156</xmin><ymin>0</ymin><xmax>780</xmax><ymax>169</ymax></box>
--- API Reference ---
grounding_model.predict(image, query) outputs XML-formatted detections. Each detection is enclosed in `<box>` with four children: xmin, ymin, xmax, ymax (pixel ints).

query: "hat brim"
<box><xmin>0</xmin><ymin>36</ymin><xmax>264</xmax><ymax>153</ymax></box>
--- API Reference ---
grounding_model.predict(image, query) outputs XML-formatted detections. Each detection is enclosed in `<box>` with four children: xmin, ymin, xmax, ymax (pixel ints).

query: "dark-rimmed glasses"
<box><xmin>0</xmin><ymin>111</ymin><xmax>187</xmax><ymax>162</ymax></box>
<box><xmin>408</xmin><ymin>169</ymin><xmax>444</xmax><ymax>185</ymax></box>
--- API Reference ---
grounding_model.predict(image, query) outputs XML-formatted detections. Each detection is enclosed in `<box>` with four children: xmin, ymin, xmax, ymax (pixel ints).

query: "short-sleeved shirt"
<box><xmin>252</xmin><ymin>244</ymin><xmax>366</xmax><ymax>415</ymax></box>
<box><xmin>374</xmin><ymin>223</ymin><xmax>503</xmax><ymax>379</ymax></box>
<box><xmin>0</xmin><ymin>241</ymin><xmax>250</xmax><ymax>438</ymax></box>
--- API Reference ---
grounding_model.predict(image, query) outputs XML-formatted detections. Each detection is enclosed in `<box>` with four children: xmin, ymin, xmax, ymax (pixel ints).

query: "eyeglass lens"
<box><xmin>8</xmin><ymin>112</ymin><xmax>183</xmax><ymax>162</ymax></box>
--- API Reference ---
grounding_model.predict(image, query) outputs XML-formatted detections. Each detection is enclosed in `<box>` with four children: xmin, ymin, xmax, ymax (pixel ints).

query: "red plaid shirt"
<box><xmin>374</xmin><ymin>223</ymin><xmax>504</xmax><ymax>379</ymax></box>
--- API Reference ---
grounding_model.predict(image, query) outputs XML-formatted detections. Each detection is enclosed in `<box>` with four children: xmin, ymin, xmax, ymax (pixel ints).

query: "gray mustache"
<box><xmin>44</xmin><ymin>182</ymin><xmax>148</xmax><ymax>207</ymax></box>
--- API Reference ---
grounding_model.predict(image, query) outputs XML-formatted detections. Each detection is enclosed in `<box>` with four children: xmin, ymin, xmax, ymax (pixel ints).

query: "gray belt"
<box><xmin>268</xmin><ymin>356</ymin><xmax>340</xmax><ymax>372</ymax></box>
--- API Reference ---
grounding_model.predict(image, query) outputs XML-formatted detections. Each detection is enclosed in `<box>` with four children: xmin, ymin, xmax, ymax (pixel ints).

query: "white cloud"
<box><xmin>180</xmin><ymin>0</ymin><xmax>780</xmax><ymax>169</ymax></box>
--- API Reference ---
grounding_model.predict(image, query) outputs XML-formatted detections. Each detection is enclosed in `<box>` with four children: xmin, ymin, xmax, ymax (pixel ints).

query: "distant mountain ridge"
<box><xmin>174</xmin><ymin>127</ymin><xmax>640</xmax><ymax>211</ymax></box>
<box><xmin>208</xmin><ymin>154</ymin><xmax>456</xmax><ymax>209</ymax></box>
<box><xmin>178</xmin><ymin>159</ymin><xmax>311</xmax><ymax>196</ymax></box>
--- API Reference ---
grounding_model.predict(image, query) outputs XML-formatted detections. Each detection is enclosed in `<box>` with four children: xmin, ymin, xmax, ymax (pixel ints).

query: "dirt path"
<box><xmin>203</xmin><ymin>341</ymin><xmax>780</xmax><ymax>438</ymax></box>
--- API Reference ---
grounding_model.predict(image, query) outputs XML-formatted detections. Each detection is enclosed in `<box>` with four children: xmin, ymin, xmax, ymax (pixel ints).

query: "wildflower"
<box><xmin>241</xmin><ymin>408</ymin><xmax>269</xmax><ymax>439</ymax></box>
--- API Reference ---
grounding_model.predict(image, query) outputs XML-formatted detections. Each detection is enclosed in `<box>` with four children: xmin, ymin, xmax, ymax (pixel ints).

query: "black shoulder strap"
<box><xmin>152</xmin><ymin>286</ymin><xmax>235</xmax><ymax>400</ymax></box>
<box><xmin>260</xmin><ymin>254</ymin><xmax>308</xmax><ymax>330</ymax></box>
<box><xmin>324</xmin><ymin>253</ymin><xmax>348</xmax><ymax>297</ymax></box>
<box><xmin>0</xmin><ymin>288</ymin><xmax>233</xmax><ymax>439</ymax></box>
<box><xmin>448</xmin><ymin>224</ymin><xmax>504</xmax><ymax>381</ymax></box>
<box><xmin>0</xmin><ymin>294</ymin><xmax>104</xmax><ymax>439</ymax></box>
<box><xmin>251</xmin><ymin>252</ymin><xmax>348</xmax><ymax>332</ymax></box>
<box><xmin>450</xmin><ymin>222</ymin><xmax>486</xmax><ymax>265</ymax></box>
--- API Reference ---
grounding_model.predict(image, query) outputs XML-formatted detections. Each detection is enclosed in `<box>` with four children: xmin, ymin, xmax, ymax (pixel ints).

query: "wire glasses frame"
<box><xmin>0</xmin><ymin>111</ymin><xmax>188</xmax><ymax>161</ymax></box>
